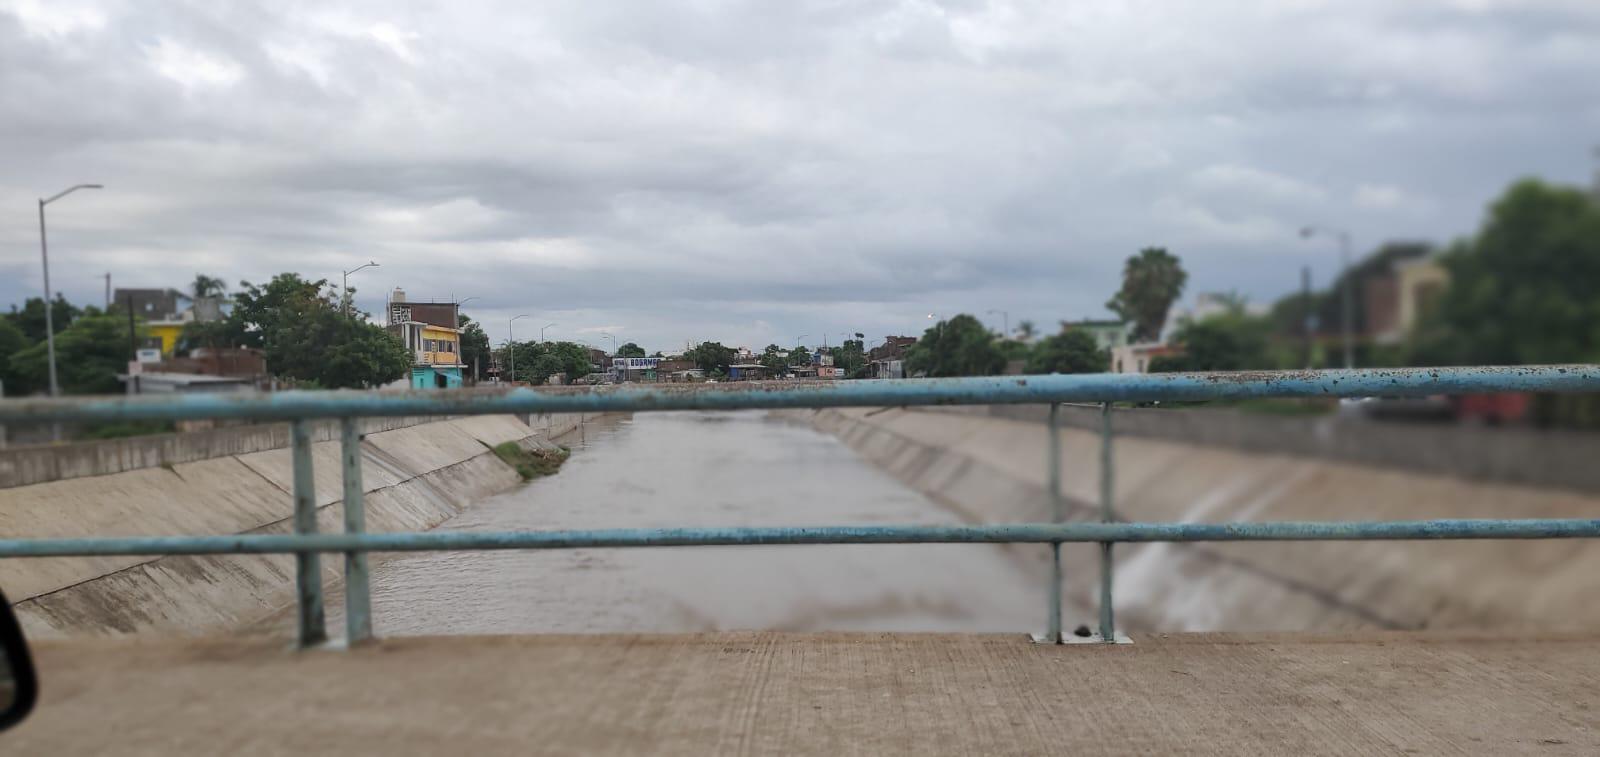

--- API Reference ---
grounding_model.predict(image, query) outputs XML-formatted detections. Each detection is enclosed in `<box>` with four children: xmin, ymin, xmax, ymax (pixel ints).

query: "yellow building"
<box><xmin>146</xmin><ymin>319</ymin><xmax>186</xmax><ymax>356</ymax></box>
<box><xmin>114</xmin><ymin>288</ymin><xmax>199</xmax><ymax>357</ymax></box>
<box><xmin>386</xmin><ymin>290</ymin><xmax>465</xmax><ymax>389</ymax></box>
<box><xmin>419</xmin><ymin>324</ymin><xmax>463</xmax><ymax>367</ymax></box>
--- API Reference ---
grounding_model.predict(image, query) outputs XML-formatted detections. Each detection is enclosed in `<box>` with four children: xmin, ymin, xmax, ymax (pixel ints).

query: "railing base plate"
<box><xmin>1030</xmin><ymin>632</ymin><xmax>1133</xmax><ymax>645</ymax></box>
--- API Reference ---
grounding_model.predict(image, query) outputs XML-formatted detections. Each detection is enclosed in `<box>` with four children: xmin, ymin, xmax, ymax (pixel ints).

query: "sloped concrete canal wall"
<box><xmin>0</xmin><ymin>413</ymin><xmax>595</xmax><ymax>637</ymax></box>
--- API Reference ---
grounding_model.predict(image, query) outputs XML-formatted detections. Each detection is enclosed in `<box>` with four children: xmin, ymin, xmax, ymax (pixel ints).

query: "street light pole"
<box><xmin>508</xmin><ymin>314</ymin><xmax>530</xmax><ymax>384</ymax></box>
<box><xmin>455</xmin><ymin>297</ymin><xmax>480</xmax><ymax>382</ymax></box>
<box><xmin>1300</xmin><ymin>226</ymin><xmax>1355</xmax><ymax>369</ymax></box>
<box><xmin>597</xmin><ymin>332</ymin><xmax>618</xmax><ymax>380</ymax></box>
<box><xmin>38</xmin><ymin>183</ymin><xmax>103</xmax><ymax>442</ymax></box>
<box><xmin>454</xmin><ymin>297</ymin><xmax>479</xmax><ymax>329</ymax></box>
<box><xmin>541</xmin><ymin>322</ymin><xmax>556</xmax><ymax>343</ymax></box>
<box><xmin>341</xmin><ymin>261</ymin><xmax>380</xmax><ymax>317</ymax></box>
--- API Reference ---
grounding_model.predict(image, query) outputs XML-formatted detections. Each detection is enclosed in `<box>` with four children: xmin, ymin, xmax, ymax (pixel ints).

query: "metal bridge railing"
<box><xmin>1</xmin><ymin>365</ymin><xmax>1597</xmax><ymax>646</ymax></box>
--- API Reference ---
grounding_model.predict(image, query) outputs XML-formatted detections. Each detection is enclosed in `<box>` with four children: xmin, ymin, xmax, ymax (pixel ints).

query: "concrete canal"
<box><xmin>362</xmin><ymin>411</ymin><xmax>1043</xmax><ymax>635</ymax></box>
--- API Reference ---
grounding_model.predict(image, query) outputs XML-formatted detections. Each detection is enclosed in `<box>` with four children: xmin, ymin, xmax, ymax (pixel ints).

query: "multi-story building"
<box><xmin>1063</xmin><ymin>319</ymin><xmax>1133</xmax><ymax>352</ymax></box>
<box><xmin>868</xmin><ymin>336</ymin><xmax>916</xmax><ymax>379</ymax></box>
<box><xmin>1365</xmin><ymin>257</ymin><xmax>1449</xmax><ymax>345</ymax></box>
<box><xmin>386</xmin><ymin>288</ymin><xmax>464</xmax><ymax>389</ymax></box>
<box><xmin>113</xmin><ymin>288</ymin><xmax>230</xmax><ymax>357</ymax></box>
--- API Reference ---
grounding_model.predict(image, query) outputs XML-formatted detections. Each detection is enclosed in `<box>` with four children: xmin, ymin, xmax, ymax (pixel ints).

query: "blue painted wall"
<box><xmin>410</xmin><ymin>366</ymin><xmax>463</xmax><ymax>389</ymax></box>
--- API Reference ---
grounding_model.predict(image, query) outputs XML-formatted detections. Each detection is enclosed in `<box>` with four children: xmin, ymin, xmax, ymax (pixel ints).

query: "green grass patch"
<box><xmin>491</xmin><ymin>441</ymin><xmax>571</xmax><ymax>480</ymax></box>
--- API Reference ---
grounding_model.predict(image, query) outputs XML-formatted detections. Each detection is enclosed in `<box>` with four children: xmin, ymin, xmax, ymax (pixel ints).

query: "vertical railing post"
<box><xmin>1045</xmin><ymin>402</ymin><xmax>1063</xmax><ymax>643</ymax></box>
<box><xmin>1097</xmin><ymin>401</ymin><xmax>1116</xmax><ymax>642</ymax></box>
<box><xmin>291</xmin><ymin>419</ymin><xmax>327</xmax><ymax>647</ymax></box>
<box><xmin>340</xmin><ymin>418</ymin><xmax>373</xmax><ymax>645</ymax></box>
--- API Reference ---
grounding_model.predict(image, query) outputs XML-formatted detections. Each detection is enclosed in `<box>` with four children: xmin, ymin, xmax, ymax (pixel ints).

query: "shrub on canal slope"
<box><xmin>491</xmin><ymin>441</ymin><xmax>570</xmax><ymax>480</ymax></box>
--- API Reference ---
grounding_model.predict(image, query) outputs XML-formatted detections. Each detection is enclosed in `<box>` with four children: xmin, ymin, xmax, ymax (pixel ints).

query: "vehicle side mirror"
<box><xmin>0</xmin><ymin>588</ymin><xmax>37</xmax><ymax>731</ymax></box>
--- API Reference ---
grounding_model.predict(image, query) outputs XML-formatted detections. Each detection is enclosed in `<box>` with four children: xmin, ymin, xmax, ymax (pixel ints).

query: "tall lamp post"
<box><xmin>341</xmin><ymin>260</ymin><xmax>380</xmax><ymax>316</ymax></box>
<box><xmin>39</xmin><ymin>183</ymin><xmax>103</xmax><ymax>442</ymax></box>
<box><xmin>454</xmin><ymin>296</ymin><xmax>479</xmax><ymax>329</ymax></box>
<box><xmin>541</xmin><ymin>322</ymin><xmax>557</xmax><ymax>343</ymax></box>
<box><xmin>1299</xmin><ymin>226</ymin><xmax>1354</xmax><ymax>369</ymax></box>
<box><xmin>508</xmin><ymin>314</ymin><xmax>530</xmax><ymax>384</ymax></box>
<box><xmin>456</xmin><ymin>297</ymin><xmax>479</xmax><ymax>381</ymax></box>
<box><xmin>598</xmin><ymin>332</ymin><xmax>618</xmax><ymax>381</ymax></box>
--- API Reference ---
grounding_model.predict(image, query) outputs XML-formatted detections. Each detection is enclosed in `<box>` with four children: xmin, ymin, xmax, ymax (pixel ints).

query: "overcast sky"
<box><xmin>2</xmin><ymin>0</ymin><xmax>1598</xmax><ymax>352</ymax></box>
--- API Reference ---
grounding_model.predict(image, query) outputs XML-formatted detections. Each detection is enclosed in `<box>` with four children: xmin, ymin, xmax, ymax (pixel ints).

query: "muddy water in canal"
<box><xmin>366</xmin><ymin>411</ymin><xmax>1044</xmax><ymax>635</ymax></box>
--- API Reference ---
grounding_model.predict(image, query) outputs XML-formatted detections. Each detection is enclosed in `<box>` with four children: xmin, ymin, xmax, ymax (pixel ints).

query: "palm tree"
<box><xmin>1106</xmin><ymin>247</ymin><xmax>1187</xmax><ymax>343</ymax></box>
<box><xmin>1016</xmin><ymin>320</ymin><xmax>1037</xmax><ymax>340</ymax></box>
<box><xmin>191</xmin><ymin>274</ymin><xmax>227</xmax><ymax>300</ymax></box>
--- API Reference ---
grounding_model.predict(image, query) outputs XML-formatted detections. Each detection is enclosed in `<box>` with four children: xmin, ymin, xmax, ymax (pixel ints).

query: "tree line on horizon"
<box><xmin>883</xmin><ymin>177</ymin><xmax>1600</xmax><ymax>425</ymax></box>
<box><xmin>3</xmin><ymin>176</ymin><xmax>1596</xmax><ymax>424</ymax></box>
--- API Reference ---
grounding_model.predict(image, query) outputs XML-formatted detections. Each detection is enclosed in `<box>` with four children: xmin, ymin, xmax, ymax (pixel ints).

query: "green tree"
<box><xmin>504</xmin><ymin>341</ymin><xmax>537</xmax><ymax>384</ymax></box>
<box><xmin>458</xmin><ymin>314</ymin><xmax>492</xmax><ymax>382</ymax></box>
<box><xmin>616</xmin><ymin>342</ymin><xmax>646</xmax><ymax>358</ymax></box>
<box><xmin>904</xmin><ymin>314</ymin><xmax>1005</xmax><ymax>377</ymax></box>
<box><xmin>0</xmin><ymin>318</ymin><xmax>30</xmax><ymax>396</ymax></box>
<box><xmin>1415</xmin><ymin>180</ymin><xmax>1600</xmax><ymax>366</ymax></box>
<box><xmin>228</xmin><ymin>273</ymin><xmax>327</xmax><ymax>350</ymax></box>
<box><xmin>758</xmin><ymin>344</ymin><xmax>789</xmax><ymax>375</ymax></box>
<box><xmin>506</xmin><ymin>340</ymin><xmax>593</xmax><ymax>384</ymax></box>
<box><xmin>1025</xmin><ymin>329</ymin><xmax>1109</xmax><ymax>374</ymax></box>
<box><xmin>1150</xmin><ymin>308</ymin><xmax>1272</xmax><ymax>373</ymax></box>
<box><xmin>267</xmin><ymin>306</ymin><xmax>410</xmax><ymax>389</ymax></box>
<box><xmin>10</xmin><ymin>312</ymin><xmax>142</xmax><ymax>394</ymax></box>
<box><xmin>686</xmin><ymin>341</ymin><xmax>736</xmax><ymax>375</ymax></box>
<box><xmin>1106</xmin><ymin>247</ymin><xmax>1187</xmax><ymax>343</ymax></box>
<box><xmin>6</xmin><ymin>295</ymin><xmax>80</xmax><ymax>344</ymax></box>
<box><xmin>787</xmin><ymin>346</ymin><xmax>811</xmax><ymax>367</ymax></box>
<box><xmin>1015</xmin><ymin>320</ymin><xmax>1037</xmax><ymax>340</ymax></box>
<box><xmin>997</xmin><ymin>339</ymin><xmax>1030</xmax><ymax>362</ymax></box>
<box><xmin>216</xmin><ymin>273</ymin><xmax>409</xmax><ymax>388</ymax></box>
<box><xmin>1410</xmin><ymin>180</ymin><xmax>1600</xmax><ymax>426</ymax></box>
<box><xmin>178</xmin><ymin>318</ymin><xmax>234</xmax><ymax>354</ymax></box>
<box><xmin>546</xmin><ymin>341</ymin><xmax>594</xmax><ymax>381</ymax></box>
<box><xmin>829</xmin><ymin>339</ymin><xmax>868</xmax><ymax>379</ymax></box>
<box><xmin>191</xmin><ymin>273</ymin><xmax>227</xmax><ymax>300</ymax></box>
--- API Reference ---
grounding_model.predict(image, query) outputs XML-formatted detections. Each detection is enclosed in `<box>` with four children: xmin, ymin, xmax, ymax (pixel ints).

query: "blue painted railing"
<box><xmin>1</xmin><ymin>365</ymin><xmax>1597</xmax><ymax>646</ymax></box>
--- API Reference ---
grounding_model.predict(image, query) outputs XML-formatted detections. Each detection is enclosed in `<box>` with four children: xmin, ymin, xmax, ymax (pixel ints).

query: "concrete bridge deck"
<box><xmin>8</xmin><ymin>632</ymin><xmax>1598</xmax><ymax>755</ymax></box>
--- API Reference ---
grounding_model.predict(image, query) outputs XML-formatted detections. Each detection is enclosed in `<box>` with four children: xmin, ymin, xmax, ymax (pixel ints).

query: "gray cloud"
<box><xmin>2</xmin><ymin>0</ymin><xmax>1599</xmax><ymax>351</ymax></box>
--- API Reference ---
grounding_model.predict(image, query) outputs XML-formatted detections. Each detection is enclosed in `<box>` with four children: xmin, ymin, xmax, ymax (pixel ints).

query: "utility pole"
<box><xmin>126</xmin><ymin>293</ymin><xmax>137</xmax><ymax>359</ymax></box>
<box><xmin>1336</xmin><ymin>231</ymin><xmax>1353</xmax><ymax>370</ymax></box>
<box><xmin>508</xmin><ymin>314</ymin><xmax>530</xmax><ymax>384</ymax></box>
<box><xmin>1301</xmin><ymin>266</ymin><xmax>1313</xmax><ymax>369</ymax></box>
<box><xmin>126</xmin><ymin>293</ymin><xmax>140</xmax><ymax>395</ymax></box>
<box><xmin>1299</xmin><ymin>226</ymin><xmax>1355</xmax><ymax>369</ymax></box>
<box><xmin>341</xmin><ymin>261</ymin><xmax>380</xmax><ymax>317</ymax></box>
<box><xmin>103</xmin><ymin>272</ymin><xmax>111</xmax><ymax>309</ymax></box>
<box><xmin>39</xmin><ymin>183</ymin><xmax>104</xmax><ymax>442</ymax></box>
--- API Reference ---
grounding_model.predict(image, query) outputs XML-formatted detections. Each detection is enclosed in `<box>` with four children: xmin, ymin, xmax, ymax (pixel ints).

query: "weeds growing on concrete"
<box><xmin>491</xmin><ymin>442</ymin><xmax>570</xmax><ymax>480</ymax></box>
